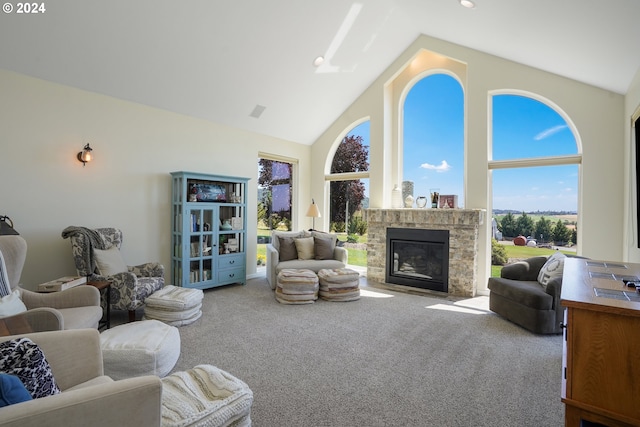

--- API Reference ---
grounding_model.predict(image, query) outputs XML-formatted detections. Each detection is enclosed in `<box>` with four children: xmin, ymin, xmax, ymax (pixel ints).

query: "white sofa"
<box><xmin>266</xmin><ymin>230</ymin><xmax>347</xmax><ymax>289</ymax></box>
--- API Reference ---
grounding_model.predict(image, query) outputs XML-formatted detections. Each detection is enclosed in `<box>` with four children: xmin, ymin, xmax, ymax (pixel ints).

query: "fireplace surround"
<box><xmin>364</xmin><ymin>208</ymin><xmax>485</xmax><ymax>297</ymax></box>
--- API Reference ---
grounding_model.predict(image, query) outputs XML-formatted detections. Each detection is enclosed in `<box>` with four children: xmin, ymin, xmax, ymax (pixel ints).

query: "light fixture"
<box><xmin>306</xmin><ymin>199</ymin><xmax>321</xmax><ymax>230</ymax></box>
<box><xmin>313</xmin><ymin>56</ymin><xmax>325</xmax><ymax>67</ymax></box>
<box><xmin>77</xmin><ymin>143</ymin><xmax>93</xmax><ymax>166</ymax></box>
<box><xmin>460</xmin><ymin>0</ymin><xmax>475</xmax><ymax>8</ymax></box>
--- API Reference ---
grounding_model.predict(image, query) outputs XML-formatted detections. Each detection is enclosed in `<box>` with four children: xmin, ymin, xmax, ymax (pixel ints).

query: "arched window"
<box><xmin>402</xmin><ymin>74</ymin><xmax>464</xmax><ymax>206</ymax></box>
<box><xmin>490</xmin><ymin>92</ymin><xmax>581</xmax><ymax>248</ymax></box>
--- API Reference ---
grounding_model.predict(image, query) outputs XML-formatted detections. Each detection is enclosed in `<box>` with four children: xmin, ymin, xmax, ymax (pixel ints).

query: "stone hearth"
<box><xmin>363</xmin><ymin>208</ymin><xmax>485</xmax><ymax>297</ymax></box>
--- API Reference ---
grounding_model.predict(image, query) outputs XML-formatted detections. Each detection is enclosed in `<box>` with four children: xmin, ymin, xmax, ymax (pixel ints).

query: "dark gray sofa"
<box><xmin>488</xmin><ymin>256</ymin><xmax>565</xmax><ymax>334</ymax></box>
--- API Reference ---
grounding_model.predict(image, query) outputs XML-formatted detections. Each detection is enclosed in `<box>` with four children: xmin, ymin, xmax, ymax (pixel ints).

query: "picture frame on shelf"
<box><xmin>439</xmin><ymin>195</ymin><xmax>458</xmax><ymax>209</ymax></box>
<box><xmin>231</xmin><ymin>217</ymin><xmax>243</xmax><ymax>230</ymax></box>
<box><xmin>227</xmin><ymin>238</ymin><xmax>238</xmax><ymax>252</ymax></box>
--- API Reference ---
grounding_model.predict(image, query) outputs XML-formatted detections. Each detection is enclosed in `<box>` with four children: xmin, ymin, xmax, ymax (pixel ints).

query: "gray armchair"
<box><xmin>62</xmin><ymin>227</ymin><xmax>164</xmax><ymax>322</ymax></box>
<box><xmin>0</xmin><ymin>235</ymin><xmax>102</xmax><ymax>332</ymax></box>
<box><xmin>0</xmin><ymin>329</ymin><xmax>162</xmax><ymax>427</ymax></box>
<box><xmin>488</xmin><ymin>255</ymin><xmax>572</xmax><ymax>334</ymax></box>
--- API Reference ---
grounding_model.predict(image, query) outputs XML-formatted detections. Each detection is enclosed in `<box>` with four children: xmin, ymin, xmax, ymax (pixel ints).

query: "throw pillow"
<box><xmin>0</xmin><ymin>373</ymin><xmax>32</xmax><ymax>407</ymax></box>
<box><xmin>0</xmin><ymin>337</ymin><xmax>61</xmax><ymax>399</ymax></box>
<box><xmin>537</xmin><ymin>252</ymin><xmax>567</xmax><ymax>289</ymax></box>
<box><xmin>278</xmin><ymin>237</ymin><xmax>298</xmax><ymax>262</ymax></box>
<box><xmin>93</xmin><ymin>247</ymin><xmax>128</xmax><ymax>276</ymax></box>
<box><xmin>294</xmin><ymin>237</ymin><xmax>315</xmax><ymax>260</ymax></box>
<box><xmin>0</xmin><ymin>289</ymin><xmax>27</xmax><ymax>318</ymax></box>
<box><xmin>0</xmin><ymin>251</ymin><xmax>11</xmax><ymax>297</ymax></box>
<box><xmin>313</xmin><ymin>233</ymin><xmax>336</xmax><ymax>260</ymax></box>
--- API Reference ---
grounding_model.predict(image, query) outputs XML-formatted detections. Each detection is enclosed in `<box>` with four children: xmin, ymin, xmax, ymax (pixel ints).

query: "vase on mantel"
<box><xmin>392</xmin><ymin>185</ymin><xmax>403</xmax><ymax>208</ymax></box>
<box><xmin>404</xmin><ymin>195</ymin><xmax>414</xmax><ymax>208</ymax></box>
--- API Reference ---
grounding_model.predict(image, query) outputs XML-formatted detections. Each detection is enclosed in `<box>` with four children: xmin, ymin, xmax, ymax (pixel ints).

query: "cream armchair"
<box><xmin>0</xmin><ymin>235</ymin><xmax>102</xmax><ymax>332</ymax></box>
<box><xmin>0</xmin><ymin>329</ymin><xmax>162</xmax><ymax>427</ymax></box>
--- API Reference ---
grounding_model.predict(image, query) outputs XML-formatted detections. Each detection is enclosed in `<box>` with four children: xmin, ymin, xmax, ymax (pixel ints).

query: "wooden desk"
<box><xmin>86</xmin><ymin>280</ymin><xmax>111</xmax><ymax>330</ymax></box>
<box><xmin>561</xmin><ymin>258</ymin><xmax>640</xmax><ymax>427</ymax></box>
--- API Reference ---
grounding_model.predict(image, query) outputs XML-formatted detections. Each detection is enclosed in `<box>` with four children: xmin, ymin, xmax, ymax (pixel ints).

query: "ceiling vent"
<box><xmin>249</xmin><ymin>104</ymin><xmax>266</xmax><ymax>119</ymax></box>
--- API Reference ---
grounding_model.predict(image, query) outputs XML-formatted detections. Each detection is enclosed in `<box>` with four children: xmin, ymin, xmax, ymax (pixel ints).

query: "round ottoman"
<box><xmin>100</xmin><ymin>319</ymin><xmax>180</xmax><ymax>380</ymax></box>
<box><xmin>161</xmin><ymin>364</ymin><xmax>253</xmax><ymax>427</ymax></box>
<box><xmin>275</xmin><ymin>269</ymin><xmax>319</xmax><ymax>304</ymax></box>
<box><xmin>318</xmin><ymin>268</ymin><xmax>361</xmax><ymax>301</ymax></box>
<box><xmin>143</xmin><ymin>285</ymin><xmax>204</xmax><ymax>326</ymax></box>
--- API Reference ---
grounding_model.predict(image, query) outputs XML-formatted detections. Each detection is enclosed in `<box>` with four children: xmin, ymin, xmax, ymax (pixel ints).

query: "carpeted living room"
<box><xmin>1</xmin><ymin>1</ymin><xmax>640</xmax><ymax>426</ymax></box>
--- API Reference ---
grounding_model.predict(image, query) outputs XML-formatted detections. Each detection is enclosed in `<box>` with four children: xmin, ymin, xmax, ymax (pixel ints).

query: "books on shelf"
<box><xmin>38</xmin><ymin>276</ymin><xmax>87</xmax><ymax>292</ymax></box>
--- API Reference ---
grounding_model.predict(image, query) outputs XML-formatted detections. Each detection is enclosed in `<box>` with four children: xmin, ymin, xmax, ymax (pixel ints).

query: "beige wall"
<box><xmin>0</xmin><ymin>70</ymin><xmax>311</xmax><ymax>289</ymax></box>
<box><xmin>311</xmin><ymin>35</ymin><xmax>626</xmax><ymax>293</ymax></box>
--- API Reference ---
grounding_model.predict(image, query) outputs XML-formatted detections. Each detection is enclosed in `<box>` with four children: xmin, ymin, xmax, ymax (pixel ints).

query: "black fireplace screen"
<box><xmin>386</xmin><ymin>228</ymin><xmax>449</xmax><ymax>292</ymax></box>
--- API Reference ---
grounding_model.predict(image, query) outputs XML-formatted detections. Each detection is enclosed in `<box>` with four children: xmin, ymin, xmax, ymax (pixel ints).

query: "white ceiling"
<box><xmin>1</xmin><ymin>0</ymin><xmax>639</xmax><ymax>145</ymax></box>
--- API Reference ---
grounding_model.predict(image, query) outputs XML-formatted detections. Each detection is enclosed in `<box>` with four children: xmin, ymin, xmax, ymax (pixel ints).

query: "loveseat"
<box><xmin>487</xmin><ymin>253</ymin><xmax>578</xmax><ymax>334</ymax></box>
<box><xmin>266</xmin><ymin>230</ymin><xmax>347</xmax><ymax>289</ymax></box>
<box><xmin>0</xmin><ymin>328</ymin><xmax>162</xmax><ymax>427</ymax></box>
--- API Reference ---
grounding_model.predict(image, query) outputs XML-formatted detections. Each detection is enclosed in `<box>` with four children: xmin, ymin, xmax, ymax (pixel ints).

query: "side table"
<box><xmin>86</xmin><ymin>280</ymin><xmax>111</xmax><ymax>330</ymax></box>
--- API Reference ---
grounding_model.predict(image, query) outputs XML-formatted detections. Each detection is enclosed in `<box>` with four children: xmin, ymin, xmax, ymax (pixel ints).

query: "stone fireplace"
<box><xmin>363</xmin><ymin>208</ymin><xmax>485</xmax><ymax>297</ymax></box>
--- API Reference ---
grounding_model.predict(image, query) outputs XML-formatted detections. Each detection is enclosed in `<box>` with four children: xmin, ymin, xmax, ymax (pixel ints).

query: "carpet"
<box><xmin>115</xmin><ymin>277</ymin><xmax>564</xmax><ymax>426</ymax></box>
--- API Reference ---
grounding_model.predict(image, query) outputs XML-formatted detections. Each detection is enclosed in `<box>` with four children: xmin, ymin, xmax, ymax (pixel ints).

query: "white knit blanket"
<box><xmin>161</xmin><ymin>364</ymin><xmax>253</xmax><ymax>427</ymax></box>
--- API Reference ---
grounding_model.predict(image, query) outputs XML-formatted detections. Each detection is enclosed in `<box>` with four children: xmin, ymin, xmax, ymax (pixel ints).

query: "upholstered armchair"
<box><xmin>0</xmin><ymin>235</ymin><xmax>102</xmax><ymax>332</ymax></box>
<box><xmin>62</xmin><ymin>227</ymin><xmax>164</xmax><ymax>322</ymax></box>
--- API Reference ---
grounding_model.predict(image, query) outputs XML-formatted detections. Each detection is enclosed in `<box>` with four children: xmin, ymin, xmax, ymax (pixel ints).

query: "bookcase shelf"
<box><xmin>171</xmin><ymin>171</ymin><xmax>249</xmax><ymax>290</ymax></box>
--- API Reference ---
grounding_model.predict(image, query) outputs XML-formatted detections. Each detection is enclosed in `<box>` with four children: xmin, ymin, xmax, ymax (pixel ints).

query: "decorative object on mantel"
<box><xmin>439</xmin><ymin>195</ymin><xmax>458</xmax><ymax>209</ymax></box>
<box><xmin>404</xmin><ymin>194</ymin><xmax>414</xmax><ymax>208</ymax></box>
<box><xmin>430</xmin><ymin>189</ymin><xmax>440</xmax><ymax>208</ymax></box>
<box><xmin>392</xmin><ymin>185</ymin><xmax>403</xmax><ymax>208</ymax></box>
<box><xmin>415</xmin><ymin>196</ymin><xmax>428</xmax><ymax>208</ymax></box>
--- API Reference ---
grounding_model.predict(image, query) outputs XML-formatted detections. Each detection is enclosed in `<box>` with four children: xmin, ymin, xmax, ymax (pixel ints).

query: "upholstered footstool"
<box><xmin>143</xmin><ymin>285</ymin><xmax>204</xmax><ymax>326</ymax></box>
<box><xmin>318</xmin><ymin>268</ymin><xmax>361</xmax><ymax>301</ymax></box>
<box><xmin>161</xmin><ymin>364</ymin><xmax>253</xmax><ymax>427</ymax></box>
<box><xmin>100</xmin><ymin>319</ymin><xmax>180</xmax><ymax>380</ymax></box>
<box><xmin>275</xmin><ymin>269</ymin><xmax>319</xmax><ymax>304</ymax></box>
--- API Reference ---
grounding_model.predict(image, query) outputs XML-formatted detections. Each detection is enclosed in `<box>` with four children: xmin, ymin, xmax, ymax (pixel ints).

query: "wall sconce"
<box><xmin>77</xmin><ymin>143</ymin><xmax>93</xmax><ymax>166</ymax></box>
<box><xmin>306</xmin><ymin>199</ymin><xmax>321</xmax><ymax>230</ymax></box>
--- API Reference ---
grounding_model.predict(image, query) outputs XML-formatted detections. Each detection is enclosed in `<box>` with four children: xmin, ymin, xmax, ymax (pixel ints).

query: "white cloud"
<box><xmin>534</xmin><ymin>124</ymin><xmax>568</xmax><ymax>141</ymax></box>
<box><xmin>420</xmin><ymin>160</ymin><xmax>451</xmax><ymax>173</ymax></box>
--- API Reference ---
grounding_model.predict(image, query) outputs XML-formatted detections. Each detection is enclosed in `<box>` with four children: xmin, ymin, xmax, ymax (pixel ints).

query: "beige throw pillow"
<box><xmin>537</xmin><ymin>252</ymin><xmax>566</xmax><ymax>289</ymax></box>
<box><xmin>93</xmin><ymin>247</ymin><xmax>128</xmax><ymax>276</ymax></box>
<box><xmin>0</xmin><ymin>289</ymin><xmax>27</xmax><ymax>317</ymax></box>
<box><xmin>294</xmin><ymin>237</ymin><xmax>315</xmax><ymax>260</ymax></box>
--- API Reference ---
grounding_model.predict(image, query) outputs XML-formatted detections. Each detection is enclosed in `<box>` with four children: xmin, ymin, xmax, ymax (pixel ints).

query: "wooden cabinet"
<box><xmin>171</xmin><ymin>171</ymin><xmax>249</xmax><ymax>290</ymax></box>
<box><xmin>561</xmin><ymin>258</ymin><xmax>640</xmax><ymax>427</ymax></box>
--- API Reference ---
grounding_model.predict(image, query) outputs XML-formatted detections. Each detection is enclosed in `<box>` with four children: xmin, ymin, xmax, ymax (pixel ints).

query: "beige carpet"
<box><xmin>113</xmin><ymin>276</ymin><xmax>564</xmax><ymax>426</ymax></box>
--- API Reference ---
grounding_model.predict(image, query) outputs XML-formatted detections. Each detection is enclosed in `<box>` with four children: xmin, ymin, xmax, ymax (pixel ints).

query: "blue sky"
<box><xmin>350</xmin><ymin>74</ymin><xmax>579</xmax><ymax>213</ymax></box>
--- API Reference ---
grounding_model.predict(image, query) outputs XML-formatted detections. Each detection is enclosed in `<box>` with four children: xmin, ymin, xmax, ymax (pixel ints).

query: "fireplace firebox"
<box><xmin>386</xmin><ymin>228</ymin><xmax>449</xmax><ymax>292</ymax></box>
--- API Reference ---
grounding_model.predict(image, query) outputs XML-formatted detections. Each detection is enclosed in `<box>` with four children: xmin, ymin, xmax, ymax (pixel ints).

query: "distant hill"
<box><xmin>493</xmin><ymin>209</ymin><xmax>577</xmax><ymax>216</ymax></box>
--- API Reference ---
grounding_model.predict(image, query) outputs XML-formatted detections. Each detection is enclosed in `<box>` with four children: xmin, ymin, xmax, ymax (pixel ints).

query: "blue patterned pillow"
<box><xmin>0</xmin><ymin>338</ymin><xmax>61</xmax><ymax>399</ymax></box>
<box><xmin>0</xmin><ymin>373</ymin><xmax>32</xmax><ymax>407</ymax></box>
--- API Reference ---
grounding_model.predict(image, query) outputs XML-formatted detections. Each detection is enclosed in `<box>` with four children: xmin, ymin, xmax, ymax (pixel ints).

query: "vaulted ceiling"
<box><xmin>1</xmin><ymin>0</ymin><xmax>638</xmax><ymax>145</ymax></box>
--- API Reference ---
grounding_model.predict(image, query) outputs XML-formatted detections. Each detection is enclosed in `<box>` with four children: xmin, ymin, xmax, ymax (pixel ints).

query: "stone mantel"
<box><xmin>363</xmin><ymin>208</ymin><xmax>485</xmax><ymax>297</ymax></box>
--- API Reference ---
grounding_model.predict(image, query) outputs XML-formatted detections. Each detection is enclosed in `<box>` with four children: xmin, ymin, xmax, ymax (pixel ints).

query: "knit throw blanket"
<box><xmin>61</xmin><ymin>226</ymin><xmax>107</xmax><ymax>276</ymax></box>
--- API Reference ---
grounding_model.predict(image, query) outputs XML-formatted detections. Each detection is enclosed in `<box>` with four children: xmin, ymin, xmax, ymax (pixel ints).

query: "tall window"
<box><xmin>257</xmin><ymin>157</ymin><xmax>294</xmax><ymax>234</ymax></box>
<box><xmin>490</xmin><ymin>93</ymin><xmax>581</xmax><ymax>247</ymax></box>
<box><xmin>402</xmin><ymin>73</ymin><xmax>464</xmax><ymax>205</ymax></box>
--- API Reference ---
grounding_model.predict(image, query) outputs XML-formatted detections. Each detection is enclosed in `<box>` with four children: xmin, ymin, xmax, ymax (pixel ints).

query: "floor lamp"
<box><xmin>306</xmin><ymin>199</ymin><xmax>321</xmax><ymax>231</ymax></box>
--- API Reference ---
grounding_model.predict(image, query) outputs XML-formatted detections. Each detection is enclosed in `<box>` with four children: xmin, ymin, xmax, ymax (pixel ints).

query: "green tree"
<box><xmin>552</xmin><ymin>219</ymin><xmax>571</xmax><ymax>244</ymax></box>
<box><xmin>570</xmin><ymin>228</ymin><xmax>577</xmax><ymax>245</ymax></box>
<box><xmin>515</xmin><ymin>212</ymin><xmax>535</xmax><ymax>237</ymax></box>
<box><xmin>330</xmin><ymin>135</ymin><xmax>369</xmax><ymax>224</ymax></box>
<box><xmin>500</xmin><ymin>213</ymin><xmax>517</xmax><ymax>238</ymax></box>
<box><xmin>258</xmin><ymin>159</ymin><xmax>292</xmax><ymax>228</ymax></box>
<box><xmin>491</xmin><ymin>238</ymin><xmax>508</xmax><ymax>265</ymax></box>
<box><xmin>534</xmin><ymin>216</ymin><xmax>553</xmax><ymax>243</ymax></box>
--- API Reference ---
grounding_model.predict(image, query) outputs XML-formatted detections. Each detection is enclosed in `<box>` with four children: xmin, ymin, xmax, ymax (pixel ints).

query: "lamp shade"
<box><xmin>306</xmin><ymin>200</ymin><xmax>321</xmax><ymax>218</ymax></box>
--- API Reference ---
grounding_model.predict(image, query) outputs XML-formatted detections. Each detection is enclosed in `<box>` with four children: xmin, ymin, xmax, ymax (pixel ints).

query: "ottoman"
<box><xmin>275</xmin><ymin>269</ymin><xmax>319</xmax><ymax>304</ymax></box>
<box><xmin>100</xmin><ymin>319</ymin><xmax>180</xmax><ymax>380</ymax></box>
<box><xmin>161</xmin><ymin>364</ymin><xmax>253</xmax><ymax>427</ymax></box>
<box><xmin>318</xmin><ymin>268</ymin><xmax>361</xmax><ymax>301</ymax></box>
<box><xmin>143</xmin><ymin>285</ymin><xmax>204</xmax><ymax>326</ymax></box>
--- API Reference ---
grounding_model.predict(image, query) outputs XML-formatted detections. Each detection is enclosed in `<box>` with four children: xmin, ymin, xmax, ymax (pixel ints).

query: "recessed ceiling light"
<box><xmin>313</xmin><ymin>56</ymin><xmax>325</xmax><ymax>67</ymax></box>
<box><xmin>460</xmin><ymin>0</ymin><xmax>475</xmax><ymax>8</ymax></box>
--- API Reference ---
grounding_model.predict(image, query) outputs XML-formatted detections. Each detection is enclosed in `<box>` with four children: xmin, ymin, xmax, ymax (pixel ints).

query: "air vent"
<box><xmin>249</xmin><ymin>104</ymin><xmax>266</xmax><ymax>118</ymax></box>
